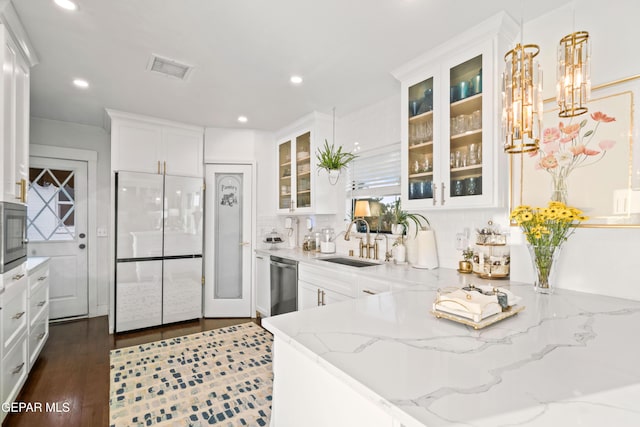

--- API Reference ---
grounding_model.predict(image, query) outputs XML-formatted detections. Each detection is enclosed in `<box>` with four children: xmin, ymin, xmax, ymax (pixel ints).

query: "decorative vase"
<box><xmin>328</xmin><ymin>169</ymin><xmax>340</xmax><ymax>185</ymax></box>
<box><xmin>393</xmin><ymin>241</ymin><xmax>406</xmax><ymax>263</ymax></box>
<box><xmin>391</xmin><ymin>224</ymin><xmax>404</xmax><ymax>235</ymax></box>
<box><xmin>550</xmin><ymin>168</ymin><xmax>569</xmax><ymax>204</ymax></box>
<box><xmin>527</xmin><ymin>243</ymin><xmax>563</xmax><ymax>294</ymax></box>
<box><xmin>458</xmin><ymin>260</ymin><xmax>472</xmax><ymax>273</ymax></box>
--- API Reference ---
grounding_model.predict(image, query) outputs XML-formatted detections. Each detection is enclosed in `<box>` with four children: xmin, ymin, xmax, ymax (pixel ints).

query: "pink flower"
<box><xmin>560</xmin><ymin>132</ymin><xmax>578</xmax><ymax>143</ymax></box>
<box><xmin>584</xmin><ymin>148</ymin><xmax>601</xmax><ymax>156</ymax></box>
<box><xmin>591</xmin><ymin>112</ymin><xmax>616</xmax><ymax>123</ymax></box>
<box><xmin>543</xmin><ymin>127</ymin><xmax>561</xmax><ymax>143</ymax></box>
<box><xmin>559</xmin><ymin>122</ymin><xmax>581</xmax><ymax>135</ymax></box>
<box><xmin>540</xmin><ymin>154</ymin><xmax>558</xmax><ymax>169</ymax></box>
<box><xmin>543</xmin><ymin>140</ymin><xmax>560</xmax><ymax>154</ymax></box>
<box><xmin>598</xmin><ymin>140</ymin><xmax>616</xmax><ymax>150</ymax></box>
<box><xmin>570</xmin><ymin>145</ymin><xmax>585</xmax><ymax>155</ymax></box>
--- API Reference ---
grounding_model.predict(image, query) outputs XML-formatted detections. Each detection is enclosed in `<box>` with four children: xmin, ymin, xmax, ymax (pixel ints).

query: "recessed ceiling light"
<box><xmin>237</xmin><ymin>116</ymin><xmax>248</xmax><ymax>123</ymax></box>
<box><xmin>73</xmin><ymin>78</ymin><xmax>89</xmax><ymax>88</ymax></box>
<box><xmin>290</xmin><ymin>75</ymin><xmax>303</xmax><ymax>85</ymax></box>
<box><xmin>54</xmin><ymin>0</ymin><xmax>78</xmax><ymax>11</ymax></box>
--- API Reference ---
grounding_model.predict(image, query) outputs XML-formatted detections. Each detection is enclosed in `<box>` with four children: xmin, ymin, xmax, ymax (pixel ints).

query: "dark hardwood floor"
<box><xmin>3</xmin><ymin>316</ymin><xmax>255</xmax><ymax>427</ymax></box>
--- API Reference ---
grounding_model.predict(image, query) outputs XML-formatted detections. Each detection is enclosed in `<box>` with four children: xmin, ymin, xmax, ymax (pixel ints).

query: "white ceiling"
<box><xmin>14</xmin><ymin>0</ymin><xmax>572</xmax><ymax>131</ymax></box>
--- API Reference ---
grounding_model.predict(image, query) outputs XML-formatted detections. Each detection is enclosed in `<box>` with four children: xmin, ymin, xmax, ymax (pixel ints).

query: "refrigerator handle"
<box><xmin>157</xmin><ymin>161</ymin><xmax>161</xmax><ymax>174</ymax></box>
<box><xmin>164</xmin><ymin>161</ymin><xmax>167</xmax><ymax>175</ymax></box>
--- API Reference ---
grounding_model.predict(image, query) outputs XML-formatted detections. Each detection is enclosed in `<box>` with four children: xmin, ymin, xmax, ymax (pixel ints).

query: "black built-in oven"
<box><xmin>0</xmin><ymin>201</ymin><xmax>28</xmax><ymax>273</ymax></box>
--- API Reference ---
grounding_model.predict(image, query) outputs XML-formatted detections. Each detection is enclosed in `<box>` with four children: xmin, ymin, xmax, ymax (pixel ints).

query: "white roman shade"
<box><xmin>347</xmin><ymin>142</ymin><xmax>401</xmax><ymax>198</ymax></box>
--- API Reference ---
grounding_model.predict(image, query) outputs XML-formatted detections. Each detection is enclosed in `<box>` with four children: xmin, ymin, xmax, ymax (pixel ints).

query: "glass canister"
<box><xmin>320</xmin><ymin>228</ymin><xmax>336</xmax><ymax>253</ymax></box>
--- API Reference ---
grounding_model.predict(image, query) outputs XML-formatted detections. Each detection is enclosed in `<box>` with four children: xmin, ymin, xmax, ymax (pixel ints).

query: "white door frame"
<box><xmin>204</xmin><ymin>161</ymin><xmax>256</xmax><ymax>317</ymax></box>
<box><xmin>30</xmin><ymin>144</ymin><xmax>99</xmax><ymax>318</ymax></box>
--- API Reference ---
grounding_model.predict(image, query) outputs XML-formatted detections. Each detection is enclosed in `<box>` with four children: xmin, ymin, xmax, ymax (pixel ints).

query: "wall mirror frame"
<box><xmin>510</xmin><ymin>74</ymin><xmax>640</xmax><ymax>228</ymax></box>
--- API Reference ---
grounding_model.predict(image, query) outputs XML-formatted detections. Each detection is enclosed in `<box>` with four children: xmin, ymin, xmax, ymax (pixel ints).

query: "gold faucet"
<box><xmin>344</xmin><ymin>218</ymin><xmax>378</xmax><ymax>260</ymax></box>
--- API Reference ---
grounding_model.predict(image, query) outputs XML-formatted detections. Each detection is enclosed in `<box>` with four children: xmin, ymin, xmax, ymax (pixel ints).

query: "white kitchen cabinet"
<box><xmin>276</xmin><ymin>112</ymin><xmax>340</xmax><ymax>214</ymax></box>
<box><xmin>297</xmin><ymin>263</ymin><xmax>355</xmax><ymax>309</ymax></box>
<box><xmin>0</xmin><ymin>265</ymin><xmax>28</xmax><ymax>421</ymax></box>
<box><xmin>108</xmin><ymin>109</ymin><xmax>204</xmax><ymax>178</ymax></box>
<box><xmin>356</xmin><ymin>275</ymin><xmax>391</xmax><ymax>298</ymax></box>
<box><xmin>0</xmin><ymin>24</ymin><xmax>30</xmax><ymax>204</ymax></box>
<box><xmin>27</xmin><ymin>258</ymin><xmax>49</xmax><ymax>369</ymax></box>
<box><xmin>393</xmin><ymin>13</ymin><xmax>518</xmax><ymax>210</ymax></box>
<box><xmin>254</xmin><ymin>253</ymin><xmax>270</xmax><ymax>317</ymax></box>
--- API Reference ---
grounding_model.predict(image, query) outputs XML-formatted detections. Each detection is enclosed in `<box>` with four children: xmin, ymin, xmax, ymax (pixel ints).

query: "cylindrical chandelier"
<box><xmin>557</xmin><ymin>31</ymin><xmax>590</xmax><ymax>118</ymax></box>
<box><xmin>502</xmin><ymin>43</ymin><xmax>543</xmax><ymax>154</ymax></box>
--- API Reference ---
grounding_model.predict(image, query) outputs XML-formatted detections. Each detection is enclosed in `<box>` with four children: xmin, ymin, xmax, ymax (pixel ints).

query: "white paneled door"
<box><xmin>204</xmin><ymin>164</ymin><xmax>253</xmax><ymax>317</ymax></box>
<box><xmin>27</xmin><ymin>157</ymin><xmax>88</xmax><ymax>319</ymax></box>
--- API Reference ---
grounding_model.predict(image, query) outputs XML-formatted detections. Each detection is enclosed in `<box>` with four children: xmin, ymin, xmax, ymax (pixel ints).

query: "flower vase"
<box><xmin>527</xmin><ymin>244</ymin><xmax>563</xmax><ymax>294</ymax></box>
<box><xmin>551</xmin><ymin>169</ymin><xmax>568</xmax><ymax>205</ymax></box>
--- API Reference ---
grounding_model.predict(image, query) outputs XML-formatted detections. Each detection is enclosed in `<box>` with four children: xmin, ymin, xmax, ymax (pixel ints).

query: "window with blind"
<box><xmin>347</xmin><ymin>143</ymin><xmax>401</xmax><ymax>233</ymax></box>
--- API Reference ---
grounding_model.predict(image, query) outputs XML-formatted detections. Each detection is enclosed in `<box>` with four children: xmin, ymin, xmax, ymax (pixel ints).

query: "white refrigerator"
<box><xmin>115</xmin><ymin>171</ymin><xmax>203</xmax><ymax>332</ymax></box>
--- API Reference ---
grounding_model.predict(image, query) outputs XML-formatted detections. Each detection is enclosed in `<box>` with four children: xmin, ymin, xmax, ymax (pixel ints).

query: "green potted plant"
<box><xmin>316</xmin><ymin>140</ymin><xmax>357</xmax><ymax>184</ymax></box>
<box><xmin>388</xmin><ymin>199</ymin><xmax>429</xmax><ymax>236</ymax></box>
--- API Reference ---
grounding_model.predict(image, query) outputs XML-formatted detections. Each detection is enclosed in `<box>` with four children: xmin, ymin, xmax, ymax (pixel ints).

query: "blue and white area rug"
<box><xmin>109</xmin><ymin>322</ymin><xmax>273</xmax><ymax>426</ymax></box>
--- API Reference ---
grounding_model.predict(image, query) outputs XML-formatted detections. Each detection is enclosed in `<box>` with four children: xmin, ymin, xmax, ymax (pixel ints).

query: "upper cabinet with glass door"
<box><xmin>275</xmin><ymin>112</ymin><xmax>339</xmax><ymax>215</ymax></box>
<box><xmin>393</xmin><ymin>12</ymin><xmax>518</xmax><ymax>210</ymax></box>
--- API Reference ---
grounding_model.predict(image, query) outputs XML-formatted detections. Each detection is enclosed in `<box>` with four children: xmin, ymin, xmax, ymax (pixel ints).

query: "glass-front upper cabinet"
<box><xmin>448</xmin><ymin>55</ymin><xmax>483</xmax><ymax>201</ymax></box>
<box><xmin>408</xmin><ymin>77</ymin><xmax>435</xmax><ymax>202</ymax></box>
<box><xmin>278</xmin><ymin>140</ymin><xmax>292</xmax><ymax>210</ymax></box>
<box><xmin>395</xmin><ymin>13</ymin><xmax>517</xmax><ymax>210</ymax></box>
<box><xmin>277</xmin><ymin>132</ymin><xmax>311</xmax><ymax>212</ymax></box>
<box><xmin>295</xmin><ymin>132</ymin><xmax>311</xmax><ymax>209</ymax></box>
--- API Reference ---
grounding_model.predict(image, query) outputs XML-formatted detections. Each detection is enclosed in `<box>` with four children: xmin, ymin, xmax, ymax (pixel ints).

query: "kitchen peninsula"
<box><xmin>263</xmin><ymin>269</ymin><xmax>640</xmax><ymax>426</ymax></box>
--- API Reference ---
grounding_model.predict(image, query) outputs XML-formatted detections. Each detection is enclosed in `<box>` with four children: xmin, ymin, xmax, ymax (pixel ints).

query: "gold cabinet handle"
<box><xmin>12</xmin><ymin>311</ymin><xmax>26</xmax><ymax>320</ymax></box>
<box><xmin>15</xmin><ymin>179</ymin><xmax>27</xmax><ymax>203</ymax></box>
<box><xmin>432</xmin><ymin>183</ymin><xmax>437</xmax><ymax>206</ymax></box>
<box><xmin>12</xmin><ymin>362</ymin><xmax>25</xmax><ymax>375</ymax></box>
<box><xmin>317</xmin><ymin>288</ymin><xmax>321</xmax><ymax>306</ymax></box>
<box><xmin>38</xmin><ymin>276</ymin><xmax>47</xmax><ymax>281</ymax></box>
<box><xmin>321</xmin><ymin>290</ymin><xmax>326</xmax><ymax>306</ymax></box>
<box><xmin>157</xmin><ymin>160</ymin><xmax>161</xmax><ymax>174</ymax></box>
<box><xmin>37</xmin><ymin>301</ymin><xmax>46</xmax><ymax>307</ymax></box>
<box><xmin>362</xmin><ymin>289</ymin><xmax>376</xmax><ymax>295</ymax></box>
<box><xmin>239</xmin><ymin>241</ymin><xmax>250</xmax><ymax>247</ymax></box>
<box><xmin>12</xmin><ymin>273</ymin><xmax>25</xmax><ymax>281</ymax></box>
<box><xmin>37</xmin><ymin>332</ymin><xmax>46</xmax><ymax>340</ymax></box>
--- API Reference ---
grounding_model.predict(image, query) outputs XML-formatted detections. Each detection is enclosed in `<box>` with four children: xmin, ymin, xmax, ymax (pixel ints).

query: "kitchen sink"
<box><xmin>320</xmin><ymin>257</ymin><xmax>379</xmax><ymax>268</ymax></box>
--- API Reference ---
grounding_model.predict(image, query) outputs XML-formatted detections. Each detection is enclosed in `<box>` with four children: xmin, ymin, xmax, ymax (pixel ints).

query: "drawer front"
<box><xmin>29</xmin><ymin>280</ymin><xmax>49</xmax><ymax>325</ymax></box>
<box><xmin>357</xmin><ymin>276</ymin><xmax>391</xmax><ymax>297</ymax></box>
<box><xmin>299</xmin><ymin>264</ymin><xmax>357</xmax><ymax>297</ymax></box>
<box><xmin>29</xmin><ymin>311</ymin><xmax>49</xmax><ymax>368</ymax></box>
<box><xmin>1</xmin><ymin>277</ymin><xmax>28</xmax><ymax>352</ymax></box>
<box><xmin>1</xmin><ymin>334</ymin><xmax>28</xmax><ymax>406</ymax></box>
<box><xmin>29</xmin><ymin>265</ymin><xmax>50</xmax><ymax>294</ymax></box>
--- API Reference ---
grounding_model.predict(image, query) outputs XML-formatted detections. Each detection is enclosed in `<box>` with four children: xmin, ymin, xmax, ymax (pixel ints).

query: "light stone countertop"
<box><xmin>262</xmin><ymin>249</ymin><xmax>640</xmax><ymax>426</ymax></box>
<box><xmin>27</xmin><ymin>256</ymin><xmax>50</xmax><ymax>273</ymax></box>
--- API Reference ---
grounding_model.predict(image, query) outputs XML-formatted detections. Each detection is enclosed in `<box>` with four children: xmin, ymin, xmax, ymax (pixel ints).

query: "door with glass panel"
<box><xmin>27</xmin><ymin>157</ymin><xmax>88</xmax><ymax>319</ymax></box>
<box><xmin>204</xmin><ymin>164</ymin><xmax>253</xmax><ymax>317</ymax></box>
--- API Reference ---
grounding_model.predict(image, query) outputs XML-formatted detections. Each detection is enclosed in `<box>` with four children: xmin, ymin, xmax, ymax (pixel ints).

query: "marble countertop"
<box><xmin>263</xmin><ymin>280</ymin><xmax>640</xmax><ymax>426</ymax></box>
<box><xmin>27</xmin><ymin>256</ymin><xmax>50</xmax><ymax>273</ymax></box>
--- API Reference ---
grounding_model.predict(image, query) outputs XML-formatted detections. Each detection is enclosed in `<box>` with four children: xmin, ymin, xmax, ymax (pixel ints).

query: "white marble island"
<box><xmin>263</xmin><ymin>277</ymin><xmax>640</xmax><ymax>427</ymax></box>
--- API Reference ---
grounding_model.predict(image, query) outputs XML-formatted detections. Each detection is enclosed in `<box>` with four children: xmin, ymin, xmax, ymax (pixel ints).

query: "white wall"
<box><xmin>29</xmin><ymin>117</ymin><xmax>111</xmax><ymax>314</ymax></box>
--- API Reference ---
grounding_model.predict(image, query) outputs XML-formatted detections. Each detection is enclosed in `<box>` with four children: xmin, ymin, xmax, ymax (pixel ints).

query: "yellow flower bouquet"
<box><xmin>510</xmin><ymin>201</ymin><xmax>587</xmax><ymax>293</ymax></box>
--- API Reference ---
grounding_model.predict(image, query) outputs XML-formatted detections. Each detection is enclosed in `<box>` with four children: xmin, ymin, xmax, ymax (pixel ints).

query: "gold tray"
<box><xmin>431</xmin><ymin>305</ymin><xmax>525</xmax><ymax>330</ymax></box>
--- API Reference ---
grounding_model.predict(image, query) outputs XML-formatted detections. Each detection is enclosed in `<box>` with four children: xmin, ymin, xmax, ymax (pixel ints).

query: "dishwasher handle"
<box><xmin>270</xmin><ymin>260</ymin><xmax>298</xmax><ymax>269</ymax></box>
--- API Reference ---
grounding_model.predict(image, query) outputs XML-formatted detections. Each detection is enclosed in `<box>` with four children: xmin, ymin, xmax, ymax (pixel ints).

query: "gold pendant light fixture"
<box><xmin>502</xmin><ymin>42</ymin><xmax>543</xmax><ymax>154</ymax></box>
<box><xmin>557</xmin><ymin>20</ymin><xmax>590</xmax><ymax>117</ymax></box>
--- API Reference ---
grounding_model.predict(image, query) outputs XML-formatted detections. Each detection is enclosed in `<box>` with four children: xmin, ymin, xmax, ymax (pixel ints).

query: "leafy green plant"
<box><xmin>388</xmin><ymin>199</ymin><xmax>429</xmax><ymax>237</ymax></box>
<box><xmin>316</xmin><ymin>140</ymin><xmax>357</xmax><ymax>173</ymax></box>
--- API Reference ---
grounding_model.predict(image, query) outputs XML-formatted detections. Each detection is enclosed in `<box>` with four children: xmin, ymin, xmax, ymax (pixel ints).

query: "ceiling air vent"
<box><xmin>147</xmin><ymin>54</ymin><xmax>193</xmax><ymax>81</ymax></box>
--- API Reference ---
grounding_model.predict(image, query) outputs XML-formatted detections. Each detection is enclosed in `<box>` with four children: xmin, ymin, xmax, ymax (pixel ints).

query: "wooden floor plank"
<box><xmin>3</xmin><ymin>316</ymin><xmax>254</xmax><ymax>427</ymax></box>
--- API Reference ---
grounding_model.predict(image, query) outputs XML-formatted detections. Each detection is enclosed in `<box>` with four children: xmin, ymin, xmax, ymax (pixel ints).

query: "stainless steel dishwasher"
<box><xmin>269</xmin><ymin>255</ymin><xmax>298</xmax><ymax>315</ymax></box>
